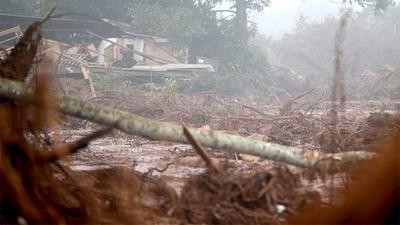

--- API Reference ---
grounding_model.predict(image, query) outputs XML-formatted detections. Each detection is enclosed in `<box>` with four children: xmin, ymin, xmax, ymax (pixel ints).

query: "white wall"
<box><xmin>96</xmin><ymin>37</ymin><xmax>145</xmax><ymax>64</ymax></box>
<box><xmin>97</xmin><ymin>38</ymin><xmax>117</xmax><ymax>64</ymax></box>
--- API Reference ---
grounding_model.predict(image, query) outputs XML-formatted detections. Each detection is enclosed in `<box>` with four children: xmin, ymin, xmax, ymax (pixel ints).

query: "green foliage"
<box><xmin>245</xmin><ymin>0</ymin><xmax>271</xmax><ymax>11</ymax></box>
<box><xmin>38</xmin><ymin>0</ymin><xmax>133</xmax><ymax>21</ymax></box>
<box><xmin>91</xmin><ymin>72</ymin><xmax>132</xmax><ymax>92</ymax></box>
<box><xmin>127</xmin><ymin>0</ymin><xmax>271</xmax><ymax>95</ymax></box>
<box><xmin>140</xmin><ymin>78</ymin><xmax>178</xmax><ymax>94</ymax></box>
<box><xmin>1</xmin><ymin>0</ymin><xmax>272</xmax><ymax>95</ymax></box>
<box><xmin>128</xmin><ymin>1</ymin><xmax>214</xmax><ymax>45</ymax></box>
<box><xmin>210</xmin><ymin>20</ymin><xmax>271</xmax><ymax>94</ymax></box>
<box><xmin>344</xmin><ymin>0</ymin><xmax>395</xmax><ymax>12</ymax></box>
<box><xmin>0</xmin><ymin>0</ymin><xmax>36</xmax><ymax>15</ymax></box>
<box><xmin>207</xmin><ymin>0</ymin><xmax>271</xmax><ymax>12</ymax></box>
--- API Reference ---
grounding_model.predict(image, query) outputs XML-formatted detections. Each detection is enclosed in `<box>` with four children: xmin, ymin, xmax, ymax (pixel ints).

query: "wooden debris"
<box><xmin>183</xmin><ymin>123</ymin><xmax>220</xmax><ymax>172</ymax></box>
<box><xmin>38</xmin><ymin>127</ymin><xmax>112</xmax><ymax>163</ymax></box>
<box><xmin>0</xmin><ymin>77</ymin><xmax>376</xmax><ymax>173</ymax></box>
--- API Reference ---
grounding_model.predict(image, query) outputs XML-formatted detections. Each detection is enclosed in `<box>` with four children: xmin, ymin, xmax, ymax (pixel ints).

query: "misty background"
<box><xmin>251</xmin><ymin>0</ymin><xmax>361</xmax><ymax>38</ymax></box>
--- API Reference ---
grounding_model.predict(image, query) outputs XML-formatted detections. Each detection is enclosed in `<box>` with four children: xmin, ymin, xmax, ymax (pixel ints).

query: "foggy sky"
<box><xmin>250</xmin><ymin>0</ymin><xmax>361</xmax><ymax>38</ymax></box>
<box><xmin>251</xmin><ymin>0</ymin><xmax>400</xmax><ymax>38</ymax></box>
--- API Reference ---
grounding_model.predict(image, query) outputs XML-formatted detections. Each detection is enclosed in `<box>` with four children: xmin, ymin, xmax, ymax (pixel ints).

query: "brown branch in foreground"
<box><xmin>0</xmin><ymin>77</ymin><xmax>376</xmax><ymax>173</ymax></box>
<box><xmin>183</xmin><ymin>124</ymin><xmax>220</xmax><ymax>172</ymax></box>
<box><xmin>37</xmin><ymin>127</ymin><xmax>113</xmax><ymax>163</ymax></box>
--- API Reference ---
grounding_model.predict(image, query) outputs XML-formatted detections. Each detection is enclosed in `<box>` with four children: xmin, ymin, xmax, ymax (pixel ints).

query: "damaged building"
<box><xmin>0</xmin><ymin>14</ymin><xmax>215</xmax><ymax>96</ymax></box>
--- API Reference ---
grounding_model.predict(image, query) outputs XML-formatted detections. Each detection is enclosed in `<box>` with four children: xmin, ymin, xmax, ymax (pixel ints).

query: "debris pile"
<box><xmin>0</xmin><ymin>13</ymin><xmax>215</xmax><ymax>98</ymax></box>
<box><xmin>178</xmin><ymin>165</ymin><xmax>320</xmax><ymax>225</ymax></box>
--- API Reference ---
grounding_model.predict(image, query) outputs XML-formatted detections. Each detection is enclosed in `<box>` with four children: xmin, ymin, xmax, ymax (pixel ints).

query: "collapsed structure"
<box><xmin>0</xmin><ymin>14</ymin><xmax>215</xmax><ymax>96</ymax></box>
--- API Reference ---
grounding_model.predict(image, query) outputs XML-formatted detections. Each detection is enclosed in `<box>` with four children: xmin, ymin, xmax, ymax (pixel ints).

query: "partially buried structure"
<box><xmin>0</xmin><ymin>14</ymin><xmax>215</xmax><ymax>96</ymax></box>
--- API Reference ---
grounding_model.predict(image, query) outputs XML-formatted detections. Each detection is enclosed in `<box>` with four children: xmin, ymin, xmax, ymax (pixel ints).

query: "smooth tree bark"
<box><xmin>0</xmin><ymin>77</ymin><xmax>376</xmax><ymax>173</ymax></box>
<box><xmin>236</xmin><ymin>0</ymin><xmax>248</xmax><ymax>41</ymax></box>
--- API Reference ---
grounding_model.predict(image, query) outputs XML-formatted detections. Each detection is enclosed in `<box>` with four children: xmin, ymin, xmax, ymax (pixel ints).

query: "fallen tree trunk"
<box><xmin>0</xmin><ymin>77</ymin><xmax>375</xmax><ymax>173</ymax></box>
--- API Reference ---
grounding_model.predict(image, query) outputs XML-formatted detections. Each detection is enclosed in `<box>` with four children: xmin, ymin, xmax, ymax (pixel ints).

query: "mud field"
<box><xmin>60</xmin><ymin>97</ymin><xmax>399</xmax><ymax>199</ymax></box>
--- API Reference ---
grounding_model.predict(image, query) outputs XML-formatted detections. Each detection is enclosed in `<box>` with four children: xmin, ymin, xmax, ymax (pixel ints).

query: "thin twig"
<box><xmin>145</xmin><ymin>162</ymin><xmax>174</xmax><ymax>176</ymax></box>
<box><xmin>233</xmin><ymin>99</ymin><xmax>267</xmax><ymax>116</ymax></box>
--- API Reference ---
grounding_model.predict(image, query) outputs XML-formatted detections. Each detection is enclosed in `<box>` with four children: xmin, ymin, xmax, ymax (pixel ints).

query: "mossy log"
<box><xmin>0</xmin><ymin>77</ymin><xmax>375</xmax><ymax>173</ymax></box>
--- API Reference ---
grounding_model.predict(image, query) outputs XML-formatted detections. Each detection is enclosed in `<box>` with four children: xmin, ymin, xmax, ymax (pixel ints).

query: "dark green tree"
<box><xmin>212</xmin><ymin>0</ymin><xmax>271</xmax><ymax>41</ymax></box>
<box><xmin>35</xmin><ymin>0</ymin><xmax>133</xmax><ymax>22</ymax></box>
<box><xmin>0</xmin><ymin>0</ymin><xmax>36</xmax><ymax>15</ymax></box>
<box><xmin>126</xmin><ymin>0</ymin><xmax>271</xmax><ymax>94</ymax></box>
<box><xmin>345</xmin><ymin>0</ymin><xmax>395</xmax><ymax>12</ymax></box>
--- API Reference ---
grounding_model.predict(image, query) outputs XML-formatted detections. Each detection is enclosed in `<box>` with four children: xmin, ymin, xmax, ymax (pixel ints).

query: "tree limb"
<box><xmin>0</xmin><ymin>77</ymin><xmax>376</xmax><ymax>173</ymax></box>
<box><xmin>37</xmin><ymin>127</ymin><xmax>113</xmax><ymax>163</ymax></box>
<box><xmin>183</xmin><ymin>124</ymin><xmax>220</xmax><ymax>172</ymax></box>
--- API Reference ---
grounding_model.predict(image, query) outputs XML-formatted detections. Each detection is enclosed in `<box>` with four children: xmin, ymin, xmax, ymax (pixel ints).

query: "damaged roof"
<box><xmin>0</xmin><ymin>13</ymin><xmax>157</xmax><ymax>43</ymax></box>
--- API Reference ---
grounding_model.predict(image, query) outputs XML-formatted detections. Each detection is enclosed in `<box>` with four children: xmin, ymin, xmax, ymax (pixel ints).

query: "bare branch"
<box><xmin>183</xmin><ymin>124</ymin><xmax>220</xmax><ymax>172</ymax></box>
<box><xmin>37</xmin><ymin>127</ymin><xmax>113</xmax><ymax>163</ymax></box>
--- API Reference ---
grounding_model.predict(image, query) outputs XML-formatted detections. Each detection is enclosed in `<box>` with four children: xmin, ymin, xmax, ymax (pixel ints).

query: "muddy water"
<box><xmin>58</xmin><ymin>128</ymin><xmax>283</xmax><ymax>191</ymax></box>
<box><xmin>58</xmin><ymin>128</ymin><xmax>346</xmax><ymax>201</ymax></box>
<box><xmin>59</xmin><ymin>129</ymin><xmax>200</xmax><ymax>190</ymax></box>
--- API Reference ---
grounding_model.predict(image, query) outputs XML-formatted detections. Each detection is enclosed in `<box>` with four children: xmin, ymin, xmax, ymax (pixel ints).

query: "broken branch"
<box><xmin>183</xmin><ymin>124</ymin><xmax>220</xmax><ymax>172</ymax></box>
<box><xmin>38</xmin><ymin>127</ymin><xmax>113</xmax><ymax>163</ymax></box>
<box><xmin>0</xmin><ymin>77</ymin><xmax>376</xmax><ymax>173</ymax></box>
